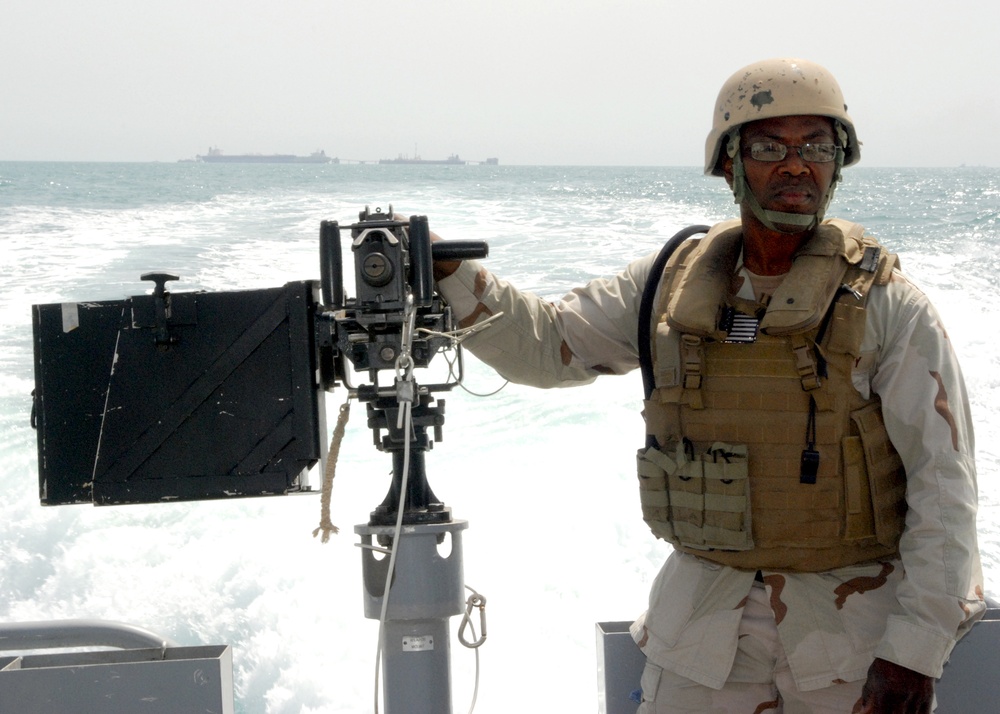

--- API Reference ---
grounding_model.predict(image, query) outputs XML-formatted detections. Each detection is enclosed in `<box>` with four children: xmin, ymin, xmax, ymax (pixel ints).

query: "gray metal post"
<box><xmin>356</xmin><ymin>520</ymin><xmax>468</xmax><ymax>714</ymax></box>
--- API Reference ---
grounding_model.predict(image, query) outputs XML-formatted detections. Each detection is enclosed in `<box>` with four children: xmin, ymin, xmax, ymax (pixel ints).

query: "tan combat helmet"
<box><xmin>705</xmin><ymin>58</ymin><xmax>860</xmax><ymax>232</ymax></box>
<box><xmin>705</xmin><ymin>58</ymin><xmax>859</xmax><ymax>176</ymax></box>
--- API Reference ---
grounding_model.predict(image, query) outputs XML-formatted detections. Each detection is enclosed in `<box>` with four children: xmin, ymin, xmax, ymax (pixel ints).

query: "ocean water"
<box><xmin>1</xmin><ymin>162</ymin><xmax>998</xmax><ymax>713</ymax></box>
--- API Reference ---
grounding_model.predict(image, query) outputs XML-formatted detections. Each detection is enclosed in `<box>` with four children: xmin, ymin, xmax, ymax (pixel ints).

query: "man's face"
<box><xmin>728</xmin><ymin>114</ymin><xmax>838</xmax><ymax>219</ymax></box>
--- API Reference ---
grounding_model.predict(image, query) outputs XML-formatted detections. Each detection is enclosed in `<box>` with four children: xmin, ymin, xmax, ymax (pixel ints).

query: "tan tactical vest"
<box><xmin>637</xmin><ymin>219</ymin><xmax>908</xmax><ymax>572</ymax></box>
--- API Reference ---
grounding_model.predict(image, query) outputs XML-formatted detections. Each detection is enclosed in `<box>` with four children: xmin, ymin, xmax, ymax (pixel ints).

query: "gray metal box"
<box><xmin>596</xmin><ymin>621</ymin><xmax>643</xmax><ymax>714</ymax></box>
<box><xmin>0</xmin><ymin>645</ymin><xmax>234</xmax><ymax>714</ymax></box>
<box><xmin>936</xmin><ymin>616</ymin><xmax>1000</xmax><ymax>712</ymax></box>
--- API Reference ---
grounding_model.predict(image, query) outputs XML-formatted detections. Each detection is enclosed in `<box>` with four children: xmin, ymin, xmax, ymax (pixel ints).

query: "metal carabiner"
<box><xmin>458</xmin><ymin>592</ymin><xmax>487</xmax><ymax>648</ymax></box>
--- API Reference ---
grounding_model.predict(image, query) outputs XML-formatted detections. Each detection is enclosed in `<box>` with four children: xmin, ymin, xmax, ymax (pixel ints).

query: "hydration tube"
<box><xmin>637</xmin><ymin>225</ymin><xmax>710</xmax><ymax>404</ymax></box>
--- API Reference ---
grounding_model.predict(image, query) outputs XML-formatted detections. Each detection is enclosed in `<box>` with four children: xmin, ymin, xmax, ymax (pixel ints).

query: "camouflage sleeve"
<box><xmin>866</xmin><ymin>270</ymin><xmax>985</xmax><ymax>677</ymax></box>
<box><xmin>434</xmin><ymin>254</ymin><xmax>656</xmax><ymax>387</ymax></box>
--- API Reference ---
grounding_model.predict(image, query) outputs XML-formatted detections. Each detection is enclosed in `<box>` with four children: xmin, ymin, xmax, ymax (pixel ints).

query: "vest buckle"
<box><xmin>681</xmin><ymin>335</ymin><xmax>703</xmax><ymax>390</ymax></box>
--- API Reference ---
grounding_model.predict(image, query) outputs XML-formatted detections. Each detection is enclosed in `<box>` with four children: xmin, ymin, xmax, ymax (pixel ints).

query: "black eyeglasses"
<box><xmin>748</xmin><ymin>142</ymin><xmax>838</xmax><ymax>163</ymax></box>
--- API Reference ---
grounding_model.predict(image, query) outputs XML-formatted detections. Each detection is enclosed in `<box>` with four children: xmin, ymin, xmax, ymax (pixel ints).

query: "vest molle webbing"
<box><xmin>638</xmin><ymin>220</ymin><xmax>907</xmax><ymax>572</ymax></box>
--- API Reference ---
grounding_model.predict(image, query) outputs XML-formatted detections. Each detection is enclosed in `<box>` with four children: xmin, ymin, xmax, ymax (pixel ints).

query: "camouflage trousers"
<box><xmin>637</xmin><ymin>583</ymin><xmax>867</xmax><ymax>714</ymax></box>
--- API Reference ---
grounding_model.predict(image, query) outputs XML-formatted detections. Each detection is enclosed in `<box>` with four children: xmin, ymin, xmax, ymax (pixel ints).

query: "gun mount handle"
<box><xmin>140</xmin><ymin>272</ymin><xmax>179</xmax><ymax>298</ymax></box>
<box><xmin>432</xmin><ymin>241</ymin><xmax>489</xmax><ymax>262</ymax></box>
<box><xmin>140</xmin><ymin>272</ymin><xmax>180</xmax><ymax>347</ymax></box>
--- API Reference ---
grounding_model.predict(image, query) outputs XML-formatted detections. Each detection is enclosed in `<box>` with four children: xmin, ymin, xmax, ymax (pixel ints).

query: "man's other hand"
<box><xmin>858</xmin><ymin>658</ymin><xmax>933</xmax><ymax>713</ymax></box>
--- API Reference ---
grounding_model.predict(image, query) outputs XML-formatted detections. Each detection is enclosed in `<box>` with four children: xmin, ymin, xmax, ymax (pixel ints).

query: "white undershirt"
<box><xmin>738</xmin><ymin>266</ymin><xmax>786</xmax><ymax>306</ymax></box>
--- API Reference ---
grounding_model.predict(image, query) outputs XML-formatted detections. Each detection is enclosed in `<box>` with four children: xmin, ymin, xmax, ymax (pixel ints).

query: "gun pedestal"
<box><xmin>364</xmin><ymin>390</ymin><xmax>452</xmax><ymax>527</ymax></box>
<box><xmin>356</xmin><ymin>520</ymin><xmax>468</xmax><ymax>714</ymax></box>
<box><xmin>324</xmin><ymin>208</ymin><xmax>488</xmax><ymax>712</ymax></box>
<box><xmin>354</xmin><ymin>384</ymin><xmax>467</xmax><ymax>713</ymax></box>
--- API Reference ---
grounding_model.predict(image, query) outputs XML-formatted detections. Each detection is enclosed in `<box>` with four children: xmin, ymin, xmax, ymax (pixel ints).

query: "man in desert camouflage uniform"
<box><xmin>431</xmin><ymin>58</ymin><xmax>984</xmax><ymax>713</ymax></box>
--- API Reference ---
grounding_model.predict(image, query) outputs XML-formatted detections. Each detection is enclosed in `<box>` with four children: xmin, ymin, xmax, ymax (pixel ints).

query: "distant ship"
<box><xmin>379</xmin><ymin>154</ymin><xmax>466</xmax><ymax>165</ymax></box>
<box><xmin>197</xmin><ymin>148</ymin><xmax>338</xmax><ymax>164</ymax></box>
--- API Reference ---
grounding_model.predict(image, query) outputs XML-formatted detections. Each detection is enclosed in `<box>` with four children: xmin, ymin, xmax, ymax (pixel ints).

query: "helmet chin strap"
<box><xmin>727</xmin><ymin>130</ymin><xmax>845</xmax><ymax>234</ymax></box>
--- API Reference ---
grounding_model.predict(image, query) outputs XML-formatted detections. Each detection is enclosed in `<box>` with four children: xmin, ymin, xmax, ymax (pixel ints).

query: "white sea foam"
<box><xmin>1</xmin><ymin>162</ymin><xmax>997</xmax><ymax>713</ymax></box>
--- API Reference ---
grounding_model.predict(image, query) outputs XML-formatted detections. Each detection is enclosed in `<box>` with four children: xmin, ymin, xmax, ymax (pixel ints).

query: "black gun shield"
<box><xmin>31</xmin><ymin>281</ymin><xmax>325</xmax><ymax>505</ymax></box>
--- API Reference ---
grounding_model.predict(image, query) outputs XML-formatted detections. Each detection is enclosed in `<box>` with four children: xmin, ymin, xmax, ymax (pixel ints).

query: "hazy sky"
<box><xmin>3</xmin><ymin>0</ymin><xmax>998</xmax><ymax>166</ymax></box>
